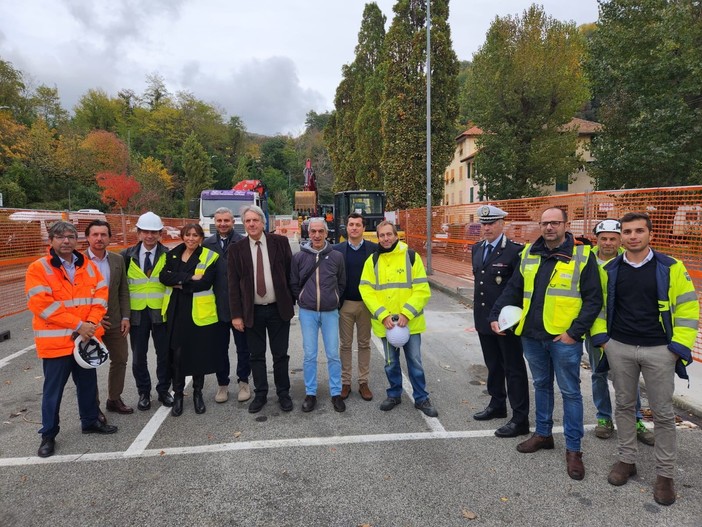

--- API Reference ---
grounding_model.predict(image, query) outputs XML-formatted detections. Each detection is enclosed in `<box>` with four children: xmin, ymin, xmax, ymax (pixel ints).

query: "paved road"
<box><xmin>1</xmin><ymin>288</ymin><xmax>701</xmax><ymax>526</ymax></box>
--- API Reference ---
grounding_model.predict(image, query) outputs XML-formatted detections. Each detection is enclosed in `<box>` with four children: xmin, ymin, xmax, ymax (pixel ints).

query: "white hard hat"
<box><xmin>73</xmin><ymin>337</ymin><xmax>109</xmax><ymax>369</ymax></box>
<box><xmin>136</xmin><ymin>211</ymin><xmax>164</xmax><ymax>231</ymax></box>
<box><xmin>593</xmin><ymin>219</ymin><xmax>621</xmax><ymax>235</ymax></box>
<box><xmin>386</xmin><ymin>323</ymin><xmax>410</xmax><ymax>348</ymax></box>
<box><xmin>498</xmin><ymin>305</ymin><xmax>523</xmax><ymax>332</ymax></box>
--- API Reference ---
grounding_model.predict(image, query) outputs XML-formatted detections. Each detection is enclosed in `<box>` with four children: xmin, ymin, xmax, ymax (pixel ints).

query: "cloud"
<box><xmin>188</xmin><ymin>56</ymin><xmax>325</xmax><ymax>136</ymax></box>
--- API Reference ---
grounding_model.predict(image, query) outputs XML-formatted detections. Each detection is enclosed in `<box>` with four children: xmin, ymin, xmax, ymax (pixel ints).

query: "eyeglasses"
<box><xmin>539</xmin><ymin>221</ymin><xmax>565</xmax><ymax>228</ymax></box>
<box><xmin>55</xmin><ymin>235</ymin><xmax>77</xmax><ymax>241</ymax></box>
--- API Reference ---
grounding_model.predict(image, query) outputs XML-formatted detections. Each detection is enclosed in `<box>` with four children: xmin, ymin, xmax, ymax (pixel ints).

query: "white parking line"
<box><xmin>0</xmin><ymin>426</ymin><xmax>595</xmax><ymax>467</ymax></box>
<box><xmin>124</xmin><ymin>376</ymin><xmax>193</xmax><ymax>456</ymax></box>
<box><xmin>371</xmin><ymin>334</ymin><xmax>446</xmax><ymax>433</ymax></box>
<box><xmin>0</xmin><ymin>344</ymin><xmax>35</xmax><ymax>370</ymax></box>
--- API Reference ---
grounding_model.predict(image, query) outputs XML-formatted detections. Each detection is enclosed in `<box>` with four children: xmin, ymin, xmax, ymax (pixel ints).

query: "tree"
<box><xmin>587</xmin><ymin>0</ymin><xmax>702</xmax><ymax>189</ymax></box>
<box><xmin>380</xmin><ymin>0</ymin><xmax>459</xmax><ymax>208</ymax></box>
<box><xmin>327</xmin><ymin>3</ymin><xmax>387</xmax><ymax>193</ymax></box>
<box><xmin>31</xmin><ymin>85</ymin><xmax>68</xmax><ymax>130</ymax></box>
<box><xmin>466</xmin><ymin>5</ymin><xmax>589</xmax><ymax>199</ymax></box>
<box><xmin>182</xmin><ymin>132</ymin><xmax>214</xmax><ymax>204</ymax></box>
<box><xmin>131</xmin><ymin>156</ymin><xmax>177</xmax><ymax>215</ymax></box>
<box><xmin>96</xmin><ymin>171</ymin><xmax>141</xmax><ymax>212</ymax></box>
<box><xmin>80</xmin><ymin>130</ymin><xmax>130</xmax><ymax>179</ymax></box>
<box><xmin>72</xmin><ymin>89</ymin><xmax>120</xmax><ymax>133</ymax></box>
<box><xmin>0</xmin><ymin>111</ymin><xmax>29</xmax><ymax>174</ymax></box>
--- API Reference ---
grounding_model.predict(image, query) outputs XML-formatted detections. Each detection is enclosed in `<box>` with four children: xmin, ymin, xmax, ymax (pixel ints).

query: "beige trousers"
<box><xmin>338</xmin><ymin>300</ymin><xmax>372</xmax><ymax>385</ymax></box>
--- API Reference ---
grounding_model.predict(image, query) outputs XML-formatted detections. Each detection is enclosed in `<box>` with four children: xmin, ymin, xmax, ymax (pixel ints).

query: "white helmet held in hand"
<box><xmin>136</xmin><ymin>211</ymin><xmax>164</xmax><ymax>231</ymax></box>
<box><xmin>73</xmin><ymin>337</ymin><xmax>109</xmax><ymax>369</ymax></box>
<box><xmin>386</xmin><ymin>319</ymin><xmax>410</xmax><ymax>348</ymax></box>
<box><xmin>497</xmin><ymin>305</ymin><xmax>523</xmax><ymax>332</ymax></box>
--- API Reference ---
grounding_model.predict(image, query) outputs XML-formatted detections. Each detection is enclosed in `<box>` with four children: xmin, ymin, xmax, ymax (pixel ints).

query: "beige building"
<box><xmin>443</xmin><ymin>118</ymin><xmax>602</xmax><ymax>205</ymax></box>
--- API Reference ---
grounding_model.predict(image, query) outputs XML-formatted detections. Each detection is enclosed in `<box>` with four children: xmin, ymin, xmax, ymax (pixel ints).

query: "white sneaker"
<box><xmin>215</xmin><ymin>385</ymin><xmax>229</xmax><ymax>403</ymax></box>
<box><xmin>238</xmin><ymin>381</ymin><xmax>251</xmax><ymax>402</ymax></box>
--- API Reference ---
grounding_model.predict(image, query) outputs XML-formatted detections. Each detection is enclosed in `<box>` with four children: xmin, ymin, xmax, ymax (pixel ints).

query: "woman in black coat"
<box><xmin>159</xmin><ymin>223</ymin><xmax>226</xmax><ymax>416</ymax></box>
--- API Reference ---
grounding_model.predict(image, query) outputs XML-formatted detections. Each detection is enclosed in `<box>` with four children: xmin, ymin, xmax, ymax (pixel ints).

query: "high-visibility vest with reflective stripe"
<box><xmin>515</xmin><ymin>244</ymin><xmax>591</xmax><ymax>336</ymax></box>
<box><xmin>127</xmin><ymin>252</ymin><xmax>167</xmax><ymax>311</ymax></box>
<box><xmin>358</xmin><ymin>241</ymin><xmax>430</xmax><ymax>338</ymax></box>
<box><xmin>26</xmin><ymin>254</ymin><xmax>108</xmax><ymax>359</ymax></box>
<box><xmin>161</xmin><ymin>248</ymin><xmax>219</xmax><ymax>326</ymax></box>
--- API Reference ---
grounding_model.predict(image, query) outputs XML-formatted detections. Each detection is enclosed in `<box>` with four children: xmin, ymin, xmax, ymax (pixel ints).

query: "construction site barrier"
<box><xmin>0</xmin><ymin>209</ymin><xmax>195</xmax><ymax>319</ymax></box>
<box><xmin>399</xmin><ymin>186</ymin><xmax>702</xmax><ymax>363</ymax></box>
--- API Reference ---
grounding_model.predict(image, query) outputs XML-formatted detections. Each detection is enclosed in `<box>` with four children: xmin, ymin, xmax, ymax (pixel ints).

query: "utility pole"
<box><xmin>425</xmin><ymin>0</ymin><xmax>432</xmax><ymax>274</ymax></box>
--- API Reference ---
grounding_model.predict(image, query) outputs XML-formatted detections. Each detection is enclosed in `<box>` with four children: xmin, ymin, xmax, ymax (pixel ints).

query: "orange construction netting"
<box><xmin>0</xmin><ymin>209</ymin><xmax>195</xmax><ymax>319</ymax></box>
<box><xmin>400</xmin><ymin>186</ymin><xmax>702</xmax><ymax>363</ymax></box>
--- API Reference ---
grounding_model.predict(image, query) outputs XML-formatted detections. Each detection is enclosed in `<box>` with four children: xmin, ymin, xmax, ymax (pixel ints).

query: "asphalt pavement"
<box><xmin>1</xmin><ymin>286</ymin><xmax>701</xmax><ymax>526</ymax></box>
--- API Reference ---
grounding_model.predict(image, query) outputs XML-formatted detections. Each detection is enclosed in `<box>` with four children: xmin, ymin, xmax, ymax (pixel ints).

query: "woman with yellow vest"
<box><xmin>159</xmin><ymin>223</ymin><xmax>224</xmax><ymax>416</ymax></box>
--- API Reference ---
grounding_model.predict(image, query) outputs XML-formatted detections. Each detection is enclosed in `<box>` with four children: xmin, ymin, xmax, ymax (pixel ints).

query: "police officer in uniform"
<box><xmin>471</xmin><ymin>205</ymin><xmax>530</xmax><ymax>437</ymax></box>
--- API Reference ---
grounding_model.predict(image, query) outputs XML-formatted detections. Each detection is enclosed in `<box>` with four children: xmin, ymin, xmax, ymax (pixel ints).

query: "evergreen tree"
<box><xmin>182</xmin><ymin>132</ymin><xmax>214</xmax><ymax>204</ymax></box>
<box><xmin>380</xmin><ymin>0</ymin><xmax>459</xmax><ymax>209</ymax></box>
<box><xmin>326</xmin><ymin>3</ymin><xmax>386</xmax><ymax>192</ymax></box>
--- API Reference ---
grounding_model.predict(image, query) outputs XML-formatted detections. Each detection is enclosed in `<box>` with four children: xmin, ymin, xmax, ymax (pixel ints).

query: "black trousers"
<box><xmin>247</xmin><ymin>304</ymin><xmax>290</xmax><ymax>398</ymax></box>
<box><xmin>478</xmin><ymin>331</ymin><xmax>530</xmax><ymax>424</ymax></box>
<box><xmin>129</xmin><ymin>313</ymin><xmax>171</xmax><ymax>396</ymax></box>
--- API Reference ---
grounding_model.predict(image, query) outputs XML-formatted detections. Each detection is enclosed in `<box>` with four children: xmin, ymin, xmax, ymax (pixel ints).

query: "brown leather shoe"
<box><xmin>516</xmin><ymin>433</ymin><xmax>554</xmax><ymax>453</ymax></box>
<box><xmin>607</xmin><ymin>461</ymin><xmax>636</xmax><ymax>486</ymax></box>
<box><xmin>654</xmin><ymin>476</ymin><xmax>676</xmax><ymax>506</ymax></box>
<box><xmin>566</xmin><ymin>450</ymin><xmax>585</xmax><ymax>480</ymax></box>
<box><xmin>340</xmin><ymin>384</ymin><xmax>351</xmax><ymax>400</ymax></box>
<box><xmin>106</xmin><ymin>398</ymin><xmax>135</xmax><ymax>414</ymax></box>
<box><xmin>359</xmin><ymin>383</ymin><xmax>373</xmax><ymax>401</ymax></box>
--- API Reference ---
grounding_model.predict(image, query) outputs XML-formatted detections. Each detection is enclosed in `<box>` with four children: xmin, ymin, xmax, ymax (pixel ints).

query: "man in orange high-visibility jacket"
<box><xmin>26</xmin><ymin>221</ymin><xmax>117</xmax><ymax>458</ymax></box>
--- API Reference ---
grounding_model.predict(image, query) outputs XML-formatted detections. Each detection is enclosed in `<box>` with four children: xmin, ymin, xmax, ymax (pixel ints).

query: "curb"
<box><xmin>427</xmin><ymin>277</ymin><xmax>473</xmax><ymax>308</ymax></box>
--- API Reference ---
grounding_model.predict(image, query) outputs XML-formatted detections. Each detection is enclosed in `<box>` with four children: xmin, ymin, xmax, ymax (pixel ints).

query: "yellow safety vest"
<box><xmin>515</xmin><ymin>244</ymin><xmax>591</xmax><ymax>336</ymax></box>
<box><xmin>127</xmin><ymin>252</ymin><xmax>167</xmax><ymax>311</ymax></box>
<box><xmin>161</xmin><ymin>248</ymin><xmax>219</xmax><ymax>326</ymax></box>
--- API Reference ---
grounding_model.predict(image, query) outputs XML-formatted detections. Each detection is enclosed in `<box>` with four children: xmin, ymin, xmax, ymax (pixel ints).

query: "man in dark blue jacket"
<box><xmin>202</xmin><ymin>207</ymin><xmax>249</xmax><ymax>404</ymax></box>
<box><xmin>291</xmin><ymin>217</ymin><xmax>346</xmax><ymax>413</ymax></box>
<box><xmin>332</xmin><ymin>213</ymin><xmax>377</xmax><ymax>402</ymax></box>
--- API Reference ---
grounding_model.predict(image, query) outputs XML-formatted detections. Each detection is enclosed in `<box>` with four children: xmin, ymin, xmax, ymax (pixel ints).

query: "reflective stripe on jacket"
<box><xmin>515</xmin><ymin>243</ymin><xmax>591</xmax><ymax>336</ymax></box>
<box><xmin>359</xmin><ymin>241</ymin><xmax>430</xmax><ymax>337</ymax></box>
<box><xmin>161</xmin><ymin>247</ymin><xmax>219</xmax><ymax>326</ymax></box>
<box><xmin>127</xmin><ymin>252</ymin><xmax>167</xmax><ymax>311</ymax></box>
<box><xmin>590</xmin><ymin>250</ymin><xmax>699</xmax><ymax>378</ymax></box>
<box><xmin>26</xmin><ymin>250</ymin><xmax>108</xmax><ymax>358</ymax></box>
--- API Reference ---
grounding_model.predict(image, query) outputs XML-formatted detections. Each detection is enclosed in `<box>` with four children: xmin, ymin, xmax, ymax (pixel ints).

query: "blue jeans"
<box><xmin>522</xmin><ymin>337</ymin><xmax>584</xmax><ymax>452</ymax></box>
<box><xmin>382</xmin><ymin>333</ymin><xmax>429</xmax><ymax>404</ymax></box>
<box><xmin>299</xmin><ymin>308</ymin><xmax>342</xmax><ymax>397</ymax></box>
<box><xmin>585</xmin><ymin>335</ymin><xmax>644</xmax><ymax>421</ymax></box>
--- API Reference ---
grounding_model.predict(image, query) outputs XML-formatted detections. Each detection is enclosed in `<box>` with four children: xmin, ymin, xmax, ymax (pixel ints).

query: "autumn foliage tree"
<box><xmin>96</xmin><ymin>171</ymin><xmax>141</xmax><ymax>212</ymax></box>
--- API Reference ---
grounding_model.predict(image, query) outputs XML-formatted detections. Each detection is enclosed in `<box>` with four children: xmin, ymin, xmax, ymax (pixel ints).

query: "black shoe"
<box><xmin>97</xmin><ymin>408</ymin><xmax>107</xmax><ymax>424</ymax></box>
<box><xmin>248</xmin><ymin>397</ymin><xmax>267</xmax><ymax>414</ymax></box>
<box><xmin>495</xmin><ymin>421</ymin><xmax>530</xmax><ymax>438</ymax></box>
<box><xmin>38</xmin><ymin>437</ymin><xmax>55</xmax><ymax>458</ymax></box>
<box><xmin>415</xmin><ymin>398</ymin><xmax>438</xmax><ymax>417</ymax></box>
<box><xmin>193</xmin><ymin>390</ymin><xmax>206</xmax><ymax>414</ymax></box>
<box><xmin>158</xmin><ymin>392</ymin><xmax>174</xmax><ymax>407</ymax></box>
<box><xmin>473</xmin><ymin>406</ymin><xmax>507</xmax><ymax>421</ymax></box>
<box><xmin>82</xmin><ymin>421</ymin><xmax>118</xmax><ymax>434</ymax></box>
<box><xmin>171</xmin><ymin>392</ymin><xmax>184</xmax><ymax>417</ymax></box>
<box><xmin>332</xmin><ymin>395</ymin><xmax>346</xmax><ymax>413</ymax></box>
<box><xmin>302</xmin><ymin>395</ymin><xmax>317</xmax><ymax>412</ymax></box>
<box><xmin>137</xmin><ymin>393</ymin><xmax>151</xmax><ymax>411</ymax></box>
<box><xmin>279</xmin><ymin>395</ymin><xmax>293</xmax><ymax>412</ymax></box>
<box><xmin>380</xmin><ymin>396</ymin><xmax>402</xmax><ymax>411</ymax></box>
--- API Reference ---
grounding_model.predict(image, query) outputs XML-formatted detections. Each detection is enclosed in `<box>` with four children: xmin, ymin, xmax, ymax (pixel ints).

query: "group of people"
<box><xmin>472</xmin><ymin>204</ymin><xmax>697</xmax><ymax>506</ymax></box>
<box><xmin>25</xmin><ymin>202</ymin><xmax>697</xmax><ymax>506</ymax></box>
<box><xmin>26</xmin><ymin>206</ymin><xmax>438</xmax><ymax>459</ymax></box>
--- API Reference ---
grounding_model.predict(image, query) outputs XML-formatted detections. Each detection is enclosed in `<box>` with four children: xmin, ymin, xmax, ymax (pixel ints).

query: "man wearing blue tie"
<box><xmin>471</xmin><ymin>205</ymin><xmax>529</xmax><ymax>438</ymax></box>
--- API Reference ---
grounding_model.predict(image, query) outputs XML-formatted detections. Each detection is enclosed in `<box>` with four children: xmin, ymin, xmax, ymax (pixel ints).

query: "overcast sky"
<box><xmin>0</xmin><ymin>0</ymin><xmax>599</xmax><ymax>136</ymax></box>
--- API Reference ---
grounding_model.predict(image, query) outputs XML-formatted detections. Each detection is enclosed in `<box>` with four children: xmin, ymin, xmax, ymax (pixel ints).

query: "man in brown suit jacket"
<box><xmin>228</xmin><ymin>205</ymin><xmax>295</xmax><ymax>414</ymax></box>
<box><xmin>85</xmin><ymin>220</ymin><xmax>133</xmax><ymax>415</ymax></box>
